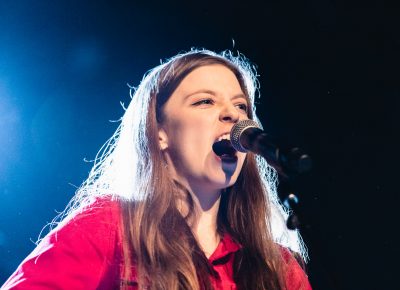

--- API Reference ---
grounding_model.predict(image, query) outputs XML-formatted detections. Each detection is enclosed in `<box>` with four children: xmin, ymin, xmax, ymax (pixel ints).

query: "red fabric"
<box><xmin>1</xmin><ymin>199</ymin><xmax>312</xmax><ymax>290</ymax></box>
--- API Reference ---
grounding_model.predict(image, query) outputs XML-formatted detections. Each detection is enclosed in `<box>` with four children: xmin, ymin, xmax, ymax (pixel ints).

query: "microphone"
<box><xmin>230</xmin><ymin>120</ymin><xmax>312</xmax><ymax>174</ymax></box>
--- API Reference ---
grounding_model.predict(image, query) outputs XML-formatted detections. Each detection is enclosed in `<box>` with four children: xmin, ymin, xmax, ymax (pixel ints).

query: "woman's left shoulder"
<box><xmin>279</xmin><ymin>246</ymin><xmax>313</xmax><ymax>290</ymax></box>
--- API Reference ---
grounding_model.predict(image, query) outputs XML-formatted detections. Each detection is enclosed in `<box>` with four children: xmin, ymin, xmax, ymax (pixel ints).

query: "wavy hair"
<box><xmin>51</xmin><ymin>49</ymin><xmax>306</xmax><ymax>289</ymax></box>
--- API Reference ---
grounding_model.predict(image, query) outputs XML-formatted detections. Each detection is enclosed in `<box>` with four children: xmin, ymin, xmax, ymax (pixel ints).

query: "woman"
<box><xmin>2</xmin><ymin>49</ymin><xmax>311</xmax><ymax>289</ymax></box>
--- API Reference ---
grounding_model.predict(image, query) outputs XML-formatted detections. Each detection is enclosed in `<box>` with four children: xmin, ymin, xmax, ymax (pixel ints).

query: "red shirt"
<box><xmin>1</xmin><ymin>199</ymin><xmax>312</xmax><ymax>290</ymax></box>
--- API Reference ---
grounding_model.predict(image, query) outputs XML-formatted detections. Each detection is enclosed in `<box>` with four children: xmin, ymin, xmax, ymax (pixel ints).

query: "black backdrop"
<box><xmin>0</xmin><ymin>1</ymin><xmax>396</xmax><ymax>289</ymax></box>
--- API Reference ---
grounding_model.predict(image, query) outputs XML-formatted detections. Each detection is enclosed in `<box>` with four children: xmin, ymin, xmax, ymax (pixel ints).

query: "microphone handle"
<box><xmin>240</xmin><ymin>127</ymin><xmax>282</xmax><ymax>166</ymax></box>
<box><xmin>240</xmin><ymin>128</ymin><xmax>312</xmax><ymax>174</ymax></box>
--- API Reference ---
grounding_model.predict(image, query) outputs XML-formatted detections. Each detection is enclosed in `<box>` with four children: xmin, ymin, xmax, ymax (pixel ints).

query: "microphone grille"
<box><xmin>230</xmin><ymin>119</ymin><xmax>260</xmax><ymax>152</ymax></box>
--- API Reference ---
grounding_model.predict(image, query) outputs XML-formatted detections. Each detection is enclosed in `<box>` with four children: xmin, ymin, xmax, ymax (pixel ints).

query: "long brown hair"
<box><xmin>119</xmin><ymin>50</ymin><xmax>297</xmax><ymax>289</ymax></box>
<box><xmin>55</xmin><ymin>49</ymin><xmax>305</xmax><ymax>289</ymax></box>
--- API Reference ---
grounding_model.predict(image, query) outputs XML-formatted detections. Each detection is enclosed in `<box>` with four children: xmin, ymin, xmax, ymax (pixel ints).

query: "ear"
<box><xmin>158</xmin><ymin>128</ymin><xmax>169</xmax><ymax>150</ymax></box>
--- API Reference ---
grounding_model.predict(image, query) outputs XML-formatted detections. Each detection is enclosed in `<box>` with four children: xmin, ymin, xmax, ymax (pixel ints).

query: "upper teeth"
<box><xmin>217</xmin><ymin>133</ymin><xmax>230</xmax><ymax>141</ymax></box>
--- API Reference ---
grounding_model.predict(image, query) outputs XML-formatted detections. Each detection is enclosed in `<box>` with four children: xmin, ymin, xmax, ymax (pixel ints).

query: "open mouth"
<box><xmin>212</xmin><ymin>139</ymin><xmax>238</xmax><ymax>163</ymax></box>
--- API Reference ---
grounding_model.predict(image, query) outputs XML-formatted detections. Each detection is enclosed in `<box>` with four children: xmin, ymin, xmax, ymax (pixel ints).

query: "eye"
<box><xmin>236</xmin><ymin>103</ymin><xmax>248</xmax><ymax>113</ymax></box>
<box><xmin>192</xmin><ymin>98</ymin><xmax>215</xmax><ymax>106</ymax></box>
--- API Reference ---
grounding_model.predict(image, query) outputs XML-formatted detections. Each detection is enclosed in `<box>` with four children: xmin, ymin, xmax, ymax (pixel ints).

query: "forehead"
<box><xmin>174</xmin><ymin>64</ymin><xmax>244</xmax><ymax>94</ymax></box>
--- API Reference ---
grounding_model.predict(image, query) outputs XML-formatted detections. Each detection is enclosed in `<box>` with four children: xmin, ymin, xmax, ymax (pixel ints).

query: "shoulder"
<box><xmin>1</xmin><ymin>197</ymin><xmax>124</xmax><ymax>290</ymax></box>
<box><xmin>65</xmin><ymin>197</ymin><xmax>122</xmax><ymax>229</ymax></box>
<box><xmin>34</xmin><ymin>196</ymin><xmax>124</xmax><ymax>270</ymax></box>
<box><xmin>45</xmin><ymin>197</ymin><xmax>122</xmax><ymax>246</ymax></box>
<box><xmin>49</xmin><ymin>197</ymin><xmax>123</xmax><ymax>256</ymax></box>
<box><xmin>279</xmin><ymin>246</ymin><xmax>312</xmax><ymax>290</ymax></box>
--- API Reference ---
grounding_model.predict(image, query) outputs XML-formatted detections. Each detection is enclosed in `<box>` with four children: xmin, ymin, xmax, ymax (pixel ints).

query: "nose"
<box><xmin>219</xmin><ymin>102</ymin><xmax>240</xmax><ymax>123</ymax></box>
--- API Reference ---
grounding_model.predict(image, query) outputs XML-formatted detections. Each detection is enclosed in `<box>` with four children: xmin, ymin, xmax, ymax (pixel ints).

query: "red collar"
<box><xmin>208</xmin><ymin>233</ymin><xmax>242</xmax><ymax>263</ymax></box>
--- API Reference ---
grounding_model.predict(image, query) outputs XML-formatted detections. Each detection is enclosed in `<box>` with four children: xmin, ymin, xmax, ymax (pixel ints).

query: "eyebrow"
<box><xmin>184</xmin><ymin>89</ymin><xmax>248</xmax><ymax>102</ymax></box>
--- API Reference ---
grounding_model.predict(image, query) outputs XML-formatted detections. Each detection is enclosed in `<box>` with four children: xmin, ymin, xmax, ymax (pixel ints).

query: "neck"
<box><xmin>170</xmin><ymin>174</ymin><xmax>223</xmax><ymax>257</ymax></box>
<box><xmin>188</xmin><ymin>187</ymin><xmax>222</xmax><ymax>258</ymax></box>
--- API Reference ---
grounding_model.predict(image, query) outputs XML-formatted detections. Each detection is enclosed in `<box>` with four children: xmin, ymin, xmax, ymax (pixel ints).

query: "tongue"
<box><xmin>212</xmin><ymin>140</ymin><xmax>236</xmax><ymax>156</ymax></box>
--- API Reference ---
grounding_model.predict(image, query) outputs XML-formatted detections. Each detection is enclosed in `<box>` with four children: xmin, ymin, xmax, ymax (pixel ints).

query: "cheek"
<box><xmin>167</xmin><ymin>119</ymin><xmax>211</xmax><ymax>157</ymax></box>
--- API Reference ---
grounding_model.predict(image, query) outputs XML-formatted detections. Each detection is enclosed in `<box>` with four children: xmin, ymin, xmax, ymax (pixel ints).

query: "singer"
<box><xmin>2</xmin><ymin>49</ymin><xmax>312</xmax><ymax>290</ymax></box>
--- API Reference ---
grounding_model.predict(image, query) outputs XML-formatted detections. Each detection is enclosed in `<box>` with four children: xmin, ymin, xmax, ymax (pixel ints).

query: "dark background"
<box><xmin>0</xmin><ymin>1</ymin><xmax>396</xmax><ymax>289</ymax></box>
